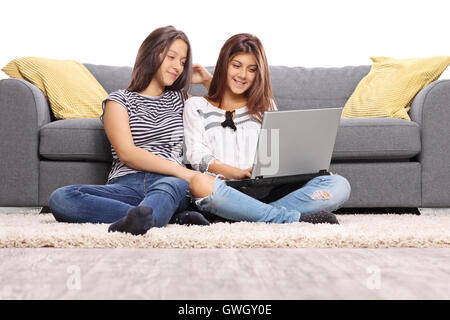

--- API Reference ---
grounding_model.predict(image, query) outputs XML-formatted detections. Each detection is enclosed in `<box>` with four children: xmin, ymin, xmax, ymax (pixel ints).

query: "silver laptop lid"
<box><xmin>251</xmin><ymin>108</ymin><xmax>342</xmax><ymax>179</ymax></box>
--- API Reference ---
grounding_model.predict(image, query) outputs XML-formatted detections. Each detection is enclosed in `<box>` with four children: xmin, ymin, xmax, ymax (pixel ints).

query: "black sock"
<box><xmin>108</xmin><ymin>206</ymin><xmax>154</xmax><ymax>235</ymax></box>
<box><xmin>171</xmin><ymin>211</ymin><xmax>211</xmax><ymax>226</ymax></box>
<box><xmin>299</xmin><ymin>211</ymin><xmax>339</xmax><ymax>224</ymax></box>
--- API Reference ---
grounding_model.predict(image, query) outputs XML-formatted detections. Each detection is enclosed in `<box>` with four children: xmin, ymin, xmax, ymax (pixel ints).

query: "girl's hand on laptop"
<box><xmin>207</xmin><ymin>161</ymin><xmax>252</xmax><ymax>180</ymax></box>
<box><xmin>217</xmin><ymin>167</ymin><xmax>250</xmax><ymax>180</ymax></box>
<box><xmin>232</xmin><ymin>167</ymin><xmax>252</xmax><ymax>180</ymax></box>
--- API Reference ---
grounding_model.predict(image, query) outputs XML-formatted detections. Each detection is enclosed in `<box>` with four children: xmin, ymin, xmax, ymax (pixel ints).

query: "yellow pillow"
<box><xmin>2</xmin><ymin>57</ymin><xmax>108</xmax><ymax>119</ymax></box>
<box><xmin>342</xmin><ymin>56</ymin><xmax>450</xmax><ymax>120</ymax></box>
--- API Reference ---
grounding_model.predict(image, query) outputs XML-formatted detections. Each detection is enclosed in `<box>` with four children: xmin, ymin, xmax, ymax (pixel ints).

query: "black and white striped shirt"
<box><xmin>101</xmin><ymin>89</ymin><xmax>185</xmax><ymax>182</ymax></box>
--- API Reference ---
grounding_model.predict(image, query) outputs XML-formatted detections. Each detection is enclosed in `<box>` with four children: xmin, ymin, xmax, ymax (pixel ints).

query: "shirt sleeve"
<box><xmin>100</xmin><ymin>90</ymin><xmax>128</xmax><ymax>123</ymax></box>
<box><xmin>183</xmin><ymin>98</ymin><xmax>216</xmax><ymax>172</ymax></box>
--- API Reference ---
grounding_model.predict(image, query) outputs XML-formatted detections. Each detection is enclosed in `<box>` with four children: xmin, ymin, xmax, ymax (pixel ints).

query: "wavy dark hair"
<box><xmin>127</xmin><ymin>26</ymin><xmax>192</xmax><ymax>97</ymax></box>
<box><xmin>207</xmin><ymin>33</ymin><xmax>276</xmax><ymax>121</ymax></box>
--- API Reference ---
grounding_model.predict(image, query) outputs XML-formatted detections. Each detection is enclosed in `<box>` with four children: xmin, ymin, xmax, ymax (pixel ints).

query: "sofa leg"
<box><xmin>40</xmin><ymin>206</ymin><xmax>51</xmax><ymax>213</ymax></box>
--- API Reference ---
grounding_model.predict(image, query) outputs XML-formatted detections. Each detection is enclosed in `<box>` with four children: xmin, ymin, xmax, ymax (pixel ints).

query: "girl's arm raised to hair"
<box><xmin>191</xmin><ymin>64</ymin><xmax>212</xmax><ymax>92</ymax></box>
<box><xmin>103</xmin><ymin>100</ymin><xmax>198</xmax><ymax>183</ymax></box>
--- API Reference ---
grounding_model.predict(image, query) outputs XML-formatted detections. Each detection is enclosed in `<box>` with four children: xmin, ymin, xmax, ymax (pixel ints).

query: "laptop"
<box><xmin>225</xmin><ymin>107</ymin><xmax>342</xmax><ymax>202</ymax></box>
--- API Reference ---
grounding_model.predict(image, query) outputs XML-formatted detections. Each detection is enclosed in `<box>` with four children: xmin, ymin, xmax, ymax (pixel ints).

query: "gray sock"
<box><xmin>108</xmin><ymin>206</ymin><xmax>153</xmax><ymax>235</ymax></box>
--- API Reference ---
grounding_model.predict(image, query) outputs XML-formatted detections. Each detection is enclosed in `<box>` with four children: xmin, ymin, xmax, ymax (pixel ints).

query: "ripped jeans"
<box><xmin>193</xmin><ymin>174</ymin><xmax>351</xmax><ymax>223</ymax></box>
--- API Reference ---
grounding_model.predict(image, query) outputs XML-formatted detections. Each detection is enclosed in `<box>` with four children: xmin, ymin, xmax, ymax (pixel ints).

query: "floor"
<box><xmin>1</xmin><ymin>248</ymin><xmax>449</xmax><ymax>300</ymax></box>
<box><xmin>1</xmin><ymin>207</ymin><xmax>449</xmax><ymax>300</ymax></box>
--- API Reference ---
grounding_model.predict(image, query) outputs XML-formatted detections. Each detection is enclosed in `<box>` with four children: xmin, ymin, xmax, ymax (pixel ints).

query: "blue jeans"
<box><xmin>49</xmin><ymin>172</ymin><xmax>190</xmax><ymax>227</ymax></box>
<box><xmin>194</xmin><ymin>174</ymin><xmax>351</xmax><ymax>223</ymax></box>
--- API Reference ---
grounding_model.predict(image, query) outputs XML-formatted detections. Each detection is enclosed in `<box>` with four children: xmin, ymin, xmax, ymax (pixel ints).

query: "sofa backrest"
<box><xmin>84</xmin><ymin>63</ymin><xmax>133</xmax><ymax>94</ymax></box>
<box><xmin>269</xmin><ymin>65</ymin><xmax>370</xmax><ymax>110</ymax></box>
<box><xmin>84</xmin><ymin>63</ymin><xmax>370</xmax><ymax>110</ymax></box>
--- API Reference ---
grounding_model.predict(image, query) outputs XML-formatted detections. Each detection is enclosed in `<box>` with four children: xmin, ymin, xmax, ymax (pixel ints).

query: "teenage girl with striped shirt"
<box><xmin>49</xmin><ymin>26</ymin><xmax>212</xmax><ymax>235</ymax></box>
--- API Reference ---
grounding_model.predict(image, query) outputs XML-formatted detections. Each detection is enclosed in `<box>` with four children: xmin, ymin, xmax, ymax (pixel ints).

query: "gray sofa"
<box><xmin>1</xmin><ymin>63</ymin><xmax>449</xmax><ymax>209</ymax></box>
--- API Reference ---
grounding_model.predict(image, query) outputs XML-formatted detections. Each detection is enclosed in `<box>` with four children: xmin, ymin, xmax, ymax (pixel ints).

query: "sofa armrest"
<box><xmin>0</xmin><ymin>78</ymin><xmax>52</xmax><ymax>206</ymax></box>
<box><xmin>410</xmin><ymin>79</ymin><xmax>450</xmax><ymax>207</ymax></box>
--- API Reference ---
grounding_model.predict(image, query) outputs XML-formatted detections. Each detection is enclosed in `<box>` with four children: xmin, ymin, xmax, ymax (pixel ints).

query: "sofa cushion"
<box><xmin>333</xmin><ymin>118</ymin><xmax>421</xmax><ymax>160</ymax></box>
<box><xmin>40</xmin><ymin>119</ymin><xmax>112</xmax><ymax>162</ymax></box>
<box><xmin>39</xmin><ymin>116</ymin><xmax>420</xmax><ymax>162</ymax></box>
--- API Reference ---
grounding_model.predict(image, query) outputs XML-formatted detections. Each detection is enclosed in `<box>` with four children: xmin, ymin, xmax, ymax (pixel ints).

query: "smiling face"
<box><xmin>155</xmin><ymin>39</ymin><xmax>188</xmax><ymax>87</ymax></box>
<box><xmin>226</xmin><ymin>53</ymin><xmax>257</xmax><ymax>96</ymax></box>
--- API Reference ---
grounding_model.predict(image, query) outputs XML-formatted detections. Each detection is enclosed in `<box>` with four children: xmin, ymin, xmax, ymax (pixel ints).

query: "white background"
<box><xmin>1</xmin><ymin>0</ymin><xmax>450</xmax><ymax>79</ymax></box>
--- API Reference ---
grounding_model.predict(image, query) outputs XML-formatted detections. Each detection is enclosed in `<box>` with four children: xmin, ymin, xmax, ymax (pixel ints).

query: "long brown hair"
<box><xmin>127</xmin><ymin>26</ymin><xmax>192</xmax><ymax>97</ymax></box>
<box><xmin>208</xmin><ymin>33</ymin><xmax>276</xmax><ymax>121</ymax></box>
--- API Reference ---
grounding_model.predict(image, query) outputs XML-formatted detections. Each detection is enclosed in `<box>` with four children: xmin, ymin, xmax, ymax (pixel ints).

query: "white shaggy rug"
<box><xmin>1</xmin><ymin>213</ymin><xmax>450</xmax><ymax>248</ymax></box>
<box><xmin>0</xmin><ymin>213</ymin><xmax>450</xmax><ymax>248</ymax></box>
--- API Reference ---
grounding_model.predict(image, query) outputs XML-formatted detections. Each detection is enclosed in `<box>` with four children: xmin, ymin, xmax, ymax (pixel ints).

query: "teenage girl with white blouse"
<box><xmin>184</xmin><ymin>33</ymin><xmax>351</xmax><ymax>224</ymax></box>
